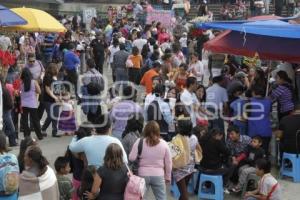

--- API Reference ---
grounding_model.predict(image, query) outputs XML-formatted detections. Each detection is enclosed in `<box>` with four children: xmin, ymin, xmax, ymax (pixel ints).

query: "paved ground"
<box><xmin>9</xmin><ymin>66</ymin><xmax>299</xmax><ymax>199</ymax></box>
<box><xmin>9</xmin><ymin>135</ymin><xmax>299</xmax><ymax>200</ymax></box>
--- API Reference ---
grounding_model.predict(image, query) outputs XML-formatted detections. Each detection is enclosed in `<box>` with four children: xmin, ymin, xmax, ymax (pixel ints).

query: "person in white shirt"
<box><xmin>179</xmin><ymin>32</ymin><xmax>188</xmax><ymax>58</ymax></box>
<box><xmin>188</xmin><ymin>52</ymin><xmax>204</xmax><ymax>84</ymax></box>
<box><xmin>245</xmin><ymin>159</ymin><xmax>281</xmax><ymax>200</ymax></box>
<box><xmin>132</xmin><ymin>31</ymin><xmax>147</xmax><ymax>53</ymax></box>
<box><xmin>180</xmin><ymin>76</ymin><xmax>210</xmax><ymax>127</ymax></box>
<box><xmin>108</xmin><ymin>38</ymin><xmax>120</xmax><ymax>81</ymax></box>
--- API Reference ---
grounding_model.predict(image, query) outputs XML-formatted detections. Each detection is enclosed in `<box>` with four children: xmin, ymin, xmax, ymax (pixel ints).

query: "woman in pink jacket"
<box><xmin>129</xmin><ymin>121</ymin><xmax>172</xmax><ymax>200</ymax></box>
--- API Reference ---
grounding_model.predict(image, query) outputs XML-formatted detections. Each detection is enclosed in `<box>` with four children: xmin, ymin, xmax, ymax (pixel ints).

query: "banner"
<box><xmin>83</xmin><ymin>8</ymin><xmax>97</xmax><ymax>24</ymax></box>
<box><xmin>146</xmin><ymin>10</ymin><xmax>174</xmax><ymax>28</ymax></box>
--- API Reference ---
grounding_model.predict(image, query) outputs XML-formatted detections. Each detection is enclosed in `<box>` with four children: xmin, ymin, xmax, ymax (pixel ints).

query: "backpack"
<box><xmin>130</xmin><ymin>138</ymin><xmax>143</xmax><ymax>175</ymax></box>
<box><xmin>147</xmin><ymin>100</ymin><xmax>169</xmax><ymax>133</ymax></box>
<box><xmin>124</xmin><ymin>164</ymin><xmax>146</xmax><ymax>200</ymax></box>
<box><xmin>168</xmin><ymin>134</ymin><xmax>190</xmax><ymax>169</ymax></box>
<box><xmin>0</xmin><ymin>153</ymin><xmax>19</xmax><ymax>195</ymax></box>
<box><xmin>86</xmin><ymin>69</ymin><xmax>104</xmax><ymax>96</ymax></box>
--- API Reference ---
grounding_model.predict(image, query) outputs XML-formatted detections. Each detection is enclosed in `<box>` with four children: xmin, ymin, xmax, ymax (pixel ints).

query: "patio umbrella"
<box><xmin>1</xmin><ymin>7</ymin><xmax>66</xmax><ymax>32</ymax></box>
<box><xmin>0</xmin><ymin>4</ymin><xmax>27</xmax><ymax>26</ymax></box>
<box><xmin>204</xmin><ymin>30</ymin><xmax>300</xmax><ymax>63</ymax></box>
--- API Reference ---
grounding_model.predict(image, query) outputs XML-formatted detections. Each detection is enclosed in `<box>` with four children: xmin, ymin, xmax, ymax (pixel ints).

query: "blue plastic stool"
<box><xmin>198</xmin><ymin>174</ymin><xmax>224</xmax><ymax>200</ymax></box>
<box><xmin>0</xmin><ymin>192</ymin><xmax>18</xmax><ymax>200</ymax></box>
<box><xmin>280</xmin><ymin>152</ymin><xmax>300</xmax><ymax>182</ymax></box>
<box><xmin>170</xmin><ymin>172</ymin><xmax>198</xmax><ymax>199</ymax></box>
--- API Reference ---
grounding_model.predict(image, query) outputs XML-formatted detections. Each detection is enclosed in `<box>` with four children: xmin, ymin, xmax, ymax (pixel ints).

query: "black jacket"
<box><xmin>241</xmin><ymin>146</ymin><xmax>265</xmax><ymax>167</ymax></box>
<box><xmin>2</xmin><ymin>86</ymin><xmax>13</xmax><ymax>111</ymax></box>
<box><xmin>200</xmin><ymin>137</ymin><xmax>230</xmax><ymax>170</ymax></box>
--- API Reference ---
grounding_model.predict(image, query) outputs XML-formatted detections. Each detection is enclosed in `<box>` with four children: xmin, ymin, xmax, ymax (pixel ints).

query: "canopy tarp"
<box><xmin>196</xmin><ymin>17</ymin><xmax>300</xmax><ymax>39</ymax></box>
<box><xmin>0</xmin><ymin>4</ymin><xmax>27</xmax><ymax>26</ymax></box>
<box><xmin>1</xmin><ymin>7</ymin><xmax>66</xmax><ymax>32</ymax></box>
<box><xmin>204</xmin><ymin>30</ymin><xmax>300</xmax><ymax>63</ymax></box>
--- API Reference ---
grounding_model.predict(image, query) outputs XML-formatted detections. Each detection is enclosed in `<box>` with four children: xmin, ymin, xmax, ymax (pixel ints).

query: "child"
<box><xmin>232</xmin><ymin>136</ymin><xmax>265</xmax><ymax>193</ymax></box>
<box><xmin>244</xmin><ymin>159</ymin><xmax>281</xmax><ymax>200</ymax></box>
<box><xmin>58</xmin><ymin>92</ymin><xmax>76</xmax><ymax>135</ymax></box>
<box><xmin>54</xmin><ymin>156</ymin><xmax>73</xmax><ymax>200</ymax></box>
<box><xmin>78</xmin><ymin>166</ymin><xmax>99</xmax><ymax>200</ymax></box>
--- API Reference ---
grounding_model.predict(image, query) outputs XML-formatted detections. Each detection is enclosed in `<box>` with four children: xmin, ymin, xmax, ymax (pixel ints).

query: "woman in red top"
<box><xmin>158</xmin><ymin>27</ymin><xmax>170</xmax><ymax>45</ymax></box>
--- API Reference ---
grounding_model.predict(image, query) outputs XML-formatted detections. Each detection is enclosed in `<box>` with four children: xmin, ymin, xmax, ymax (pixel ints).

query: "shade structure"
<box><xmin>197</xmin><ymin>19</ymin><xmax>300</xmax><ymax>39</ymax></box>
<box><xmin>1</xmin><ymin>7</ymin><xmax>66</xmax><ymax>32</ymax></box>
<box><xmin>204</xmin><ymin>30</ymin><xmax>300</xmax><ymax>63</ymax></box>
<box><xmin>0</xmin><ymin>4</ymin><xmax>27</xmax><ymax>26</ymax></box>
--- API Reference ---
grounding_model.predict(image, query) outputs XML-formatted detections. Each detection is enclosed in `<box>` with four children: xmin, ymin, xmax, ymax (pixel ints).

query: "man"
<box><xmin>132</xmin><ymin>1</ymin><xmax>143</xmax><ymax>18</ymax></box>
<box><xmin>227</xmin><ymin>71</ymin><xmax>248</xmax><ymax>103</ymax></box>
<box><xmin>63</xmin><ymin>43</ymin><xmax>80</xmax><ymax>96</ymax></box>
<box><xmin>181</xmin><ymin>76</ymin><xmax>209</xmax><ymax>127</ymax></box>
<box><xmin>90</xmin><ymin>32</ymin><xmax>107</xmax><ymax>74</ymax></box>
<box><xmin>140</xmin><ymin>61</ymin><xmax>161</xmax><ymax>94</ymax></box>
<box><xmin>227</xmin><ymin>125</ymin><xmax>252</xmax><ymax>166</ymax></box>
<box><xmin>147</xmin><ymin>84</ymin><xmax>173</xmax><ymax>141</ymax></box>
<box><xmin>110</xmin><ymin>85</ymin><xmax>143</xmax><ymax>140</ymax></box>
<box><xmin>132</xmin><ymin>31</ymin><xmax>147</xmax><ymax>53</ymax></box>
<box><xmin>277</xmin><ymin>105</ymin><xmax>300</xmax><ymax>155</ymax></box>
<box><xmin>206</xmin><ymin>75</ymin><xmax>228</xmax><ymax>133</ymax></box>
<box><xmin>113</xmin><ymin>43</ymin><xmax>129</xmax><ymax>82</ymax></box>
<box><xmin>42</xmin><ymin>33</ymin><xmax>55</xmax><ymax>64</ymax></box>
<box><xmin>25</xmin><ymin>53</ymin><xmax>44</xmax><ymax>82</ymax></box>
<box><xmin>69</xmin><ymin>115</ymin><xmax>128</xmax><ymax>167</ymax></box>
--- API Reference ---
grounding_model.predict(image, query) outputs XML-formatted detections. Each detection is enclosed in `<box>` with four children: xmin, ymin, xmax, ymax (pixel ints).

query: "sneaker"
<box><xmin>224</xmin><ymin>188</ymin><xmax>230</xmax><ymax>194</ymax></box>
<box><xmin>231</xmin><ymin>187</ymin><xmax>241</xmax><ymax>193</ymax></box>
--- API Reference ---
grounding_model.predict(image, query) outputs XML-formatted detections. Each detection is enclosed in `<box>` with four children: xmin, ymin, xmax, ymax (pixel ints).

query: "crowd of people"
<box><xmin>0</xmin><ymin>0</ymin><xmax>300</xmax><ymax>200</ymax></box>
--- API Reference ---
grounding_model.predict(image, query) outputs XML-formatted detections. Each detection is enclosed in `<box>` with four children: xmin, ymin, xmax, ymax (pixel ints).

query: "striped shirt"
<box><xmin>270</xmin><ymin>84</ymin><xmax>294</xmax><ymax>113</ymax></box>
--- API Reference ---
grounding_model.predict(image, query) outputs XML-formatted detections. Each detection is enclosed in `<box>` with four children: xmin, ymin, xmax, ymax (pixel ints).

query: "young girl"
<box><xmin>58</xmin><ymin>91</ymin><xmax>76</xmax><ymax>135</ymax></box>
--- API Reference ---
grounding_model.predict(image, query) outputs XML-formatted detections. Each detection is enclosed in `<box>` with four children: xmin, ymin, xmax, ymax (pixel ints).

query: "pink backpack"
<box><xmin>124</xmin><ymin>164</ymin><xmax>146</xmax><ymax>200</ymax></box>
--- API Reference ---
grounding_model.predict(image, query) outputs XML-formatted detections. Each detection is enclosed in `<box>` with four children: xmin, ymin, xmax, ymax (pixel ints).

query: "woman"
<box><xmin>270</xmin><ymin>70</ymin><xmax>295</xmax><ymax>121</ymax></box>
<box><xmin>86</xmin><ymin>143</ymin><xmax>129</xmax><ymax>200</ymax></box>
<box><xmin>158</xmin><ymin>28</ymin><xmax>170</xmax><ymax>45</ymax></box>
<box><xmin>19</xmin><ymin>145</ymin><xmax>59</xmax><ymax>200</ymax></box>
<box><xmin>21</xmin><ymin>37</ymin><xmax>35</xmax><ymax>63</ymax></box>
<box><xmin>20</xmin><ymin>68</ymin><xmax>43</xmax><ymax>140</ymax></box>
<box><xmin>195</xmin><ymin>84</ymin><xmax>206</xmax><ymax>103</ymax></box>
<box><xmin>0</xmin><ymin>134</ymin><xmax>19</xmax><ymax>200</ymax></box>
<box><xmin>129</xmin><ymin>121</ymin><xmax>172</xmax><ymax>200</ymax></box>
<box><xmin>172</xmin><ymin>119</ymin><xmax>199</xmax><ymax>200</ymax></box>
<box><xmin>122</xmin><ymin>112</ymin><xmax>144</xmax><ymax>156</ymax></box>
<box><xmin>188</xmin><ymin>52</ymin><xmax>204</xmax><ymax>84</ymax></box>
<box><xmin>199</xmin><ymin>128</ymin><xmax>232</xmax><ymax>192</ymax></box>
<box><xmin>173</xmin><ymin>63</ymin><xmax>189</xmax><ymax>92</ymax></box>
<box><xmin>127</xmin><ymin>46</ymin><xmax>143</xmax><ymax>85</ymax></box>
<box><xmin>41</xmin><ymin>63</ymin><xmax>61</xmax><ymax>138</ymax></box>
<box><xmin>18</xmin><ymin>137</ymin><xmax>37</xmax><ymax>173</ymax></box>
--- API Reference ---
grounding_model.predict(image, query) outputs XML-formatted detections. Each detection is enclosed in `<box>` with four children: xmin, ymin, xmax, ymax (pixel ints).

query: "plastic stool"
<box><xmin>198</xmin><ymin>174</ymin><xmax>224</xmax><ymax>200</ymax></box>
<box><xmin>280</xmin><ymin>152</ymin><xmax>300</xmax><ymax>182</ymax></box>
<box><xmin>170</xmin><ymin>173</ymin><xmax>198</xmax><ymax>199</ymax></box>
<box><xmin>0</xmin><ymin>192</ymin><xmax>17</xmax><ymax>200</ymax></box>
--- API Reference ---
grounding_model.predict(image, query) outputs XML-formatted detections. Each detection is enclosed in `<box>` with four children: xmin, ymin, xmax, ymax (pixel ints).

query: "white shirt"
<box><xmin>108</xmin><ymin>45</ymin><xmax>120</xmax><ymax>64</ymax></box>
<box><xmin>180</xmin><ymin>89</ymin><xmax>199</xmax><ymax>127</ymax></box>
<box><xmin>206</xmin><ymin>83</ymin><xmax>228</xmax><ymax>109</ymax></box>
<box><xmin>179</xmin><ymin>37</ymin><xmax>187</xmax><ymax>48</ymax></box>
<box><xmin>19</xmin><ymin>35</ymin><xmax>25</xmax><ymax>45</ymax></box>
<box><xmin>0</xmin><ymin>36</ymin><xmax>12</xmax><ymax>51</ymax></box>
<box><xmin>132</xmin><ymin>38</ymin><xmax>147</xmax><ymax>53</ymax></box>
<box><xmin>144</xmin><ymin>93</ymin><xmax>156</xmax><ymax>111</ymax></box>
<box><xmin>259</xmin><ymin>173</ymin><xmax>281</xmax><ymax>200</ymax></box>
<box><xmin>188</xmin><ymin>61</ymin><xmax>204</xmax><ymax>82</ymax></box>
<box><xmin>62</xmin><ymin>101</ymin><xmax>74</xmax><ymax>111</ymax></box>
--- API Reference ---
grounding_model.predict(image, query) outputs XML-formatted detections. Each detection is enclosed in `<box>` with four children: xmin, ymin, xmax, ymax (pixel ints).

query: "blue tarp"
<box><xmin>195</xmin><ymin>19</ymin><xmax>300</xmax><ymax>39</ymax></box>
<box><xmin>0</xmin><ymin>5</ymin><xmax>27</xmax><ymax>26</ymax></box>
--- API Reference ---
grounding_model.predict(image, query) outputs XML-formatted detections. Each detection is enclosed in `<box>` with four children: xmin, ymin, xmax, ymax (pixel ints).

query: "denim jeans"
<box><xmin>115</xmin><ymin>68</ymin><xmax>129</xmax><ymax>82</ymax></box>
<box><xmin>2</xmin><ymin>110</ymin><xmax>17</xmax><ymax>145</ymax></box>
<box><xmin>141</xmin><ymin>176</ymin><xmax>166</xmax><ymax>200</ymax></box>
<box><xmin>42</xmin><ymin>102</ymin><xmax>59</xmax><ymax>136</ymax></box>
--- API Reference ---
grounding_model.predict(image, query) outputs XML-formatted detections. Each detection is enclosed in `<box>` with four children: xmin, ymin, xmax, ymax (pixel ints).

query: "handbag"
<box><xmin>124</xmin><ymin>163</ymin><xmax>146</xmax><ymax>200</ymax></box>
<box><xmin>130</xmin><ymin>138</ymin><xmax>143</xmax><ymax>175</ymax></box>
<box><xmin>126</xmin><ymin>56</ymin><xmax>134</xmax><ymax>68</ymax></box>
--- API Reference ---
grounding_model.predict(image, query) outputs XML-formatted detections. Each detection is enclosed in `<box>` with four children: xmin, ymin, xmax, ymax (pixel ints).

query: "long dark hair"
<box><xmin>122</xmin><ymin>113</ymin><xmax>144</xmax><ymax>138</ymax></box>
<box><xmin>0</xmin><ymin>134</ymin><xmax>8</xmax><ymax>154</ymax></box>
<box><xmin>26</xmin><ymin>145</ymin><xmax>49</xmax><ymax>172</ymax></box>
<box><xmin>277</xmin><ymin>70</ymin><xmax>292</xmax><ymax>84</ymax></box>
<box><xmin>144</xmin><ymin>121</ymin><xmax>160</xmax><ymax>146</ymax></box>
<box><xmin>18</xmin><ymin>137</ymin><xmax>36</xmax><ymax>172</ymax></box>
<box><xmin>20</xmin><ymin>67</ymin><xmax>33</xmax><ymax>92</ymax></box>
<box><xmin>78</xmin><ymin>166</ymin><xmax>97</xmax><ymax>200</ymax></box>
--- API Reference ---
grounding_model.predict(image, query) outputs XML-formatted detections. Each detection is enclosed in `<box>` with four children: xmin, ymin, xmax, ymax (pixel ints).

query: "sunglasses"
<box><xmin>29</xmin><ymin>60</ymin><xmax>35</xmax><ymax>63</ymax></box>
